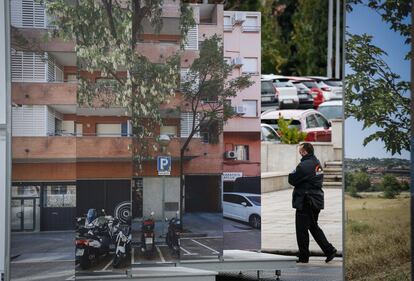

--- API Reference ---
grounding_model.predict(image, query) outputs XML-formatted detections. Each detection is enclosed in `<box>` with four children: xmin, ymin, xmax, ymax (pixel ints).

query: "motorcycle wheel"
<box><xmin>80</xmin><ymin>255</ymin><xmax>91</xmax><ymax>270</ymax></box>
<box><xmin>112</xmin><ymin>254</ymin><xmax>121</xmax><ymax>268</ymax></box>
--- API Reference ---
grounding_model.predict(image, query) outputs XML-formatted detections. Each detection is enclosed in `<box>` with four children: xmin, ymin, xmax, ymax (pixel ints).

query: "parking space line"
<box><xmin>66</xmin><ymin>275</ymin><xmax>75</xmax><ymax>280</ymax></box>
<box><xmin>180</xmin><ymin>246</ymin><xmax>197</xmax><ymax>256</ymax></box>
<box><xmin>100</xmin><ymin>258</ymin><xmax>113</xmax><ymax>271</ymax></box>
<box><xmin>131</xmin><ymin>247</ymin><xmax>135</xmax><ymax>264</ymax></box>
<box><xmin>190</xmin><ymin>239</ymin><xmax>219</xmax><ymax>254</ymax></box>
<box><xmin>155</xmin><ymin>246</ymin><xmax>166</xmax><ymax>263</ymax></box>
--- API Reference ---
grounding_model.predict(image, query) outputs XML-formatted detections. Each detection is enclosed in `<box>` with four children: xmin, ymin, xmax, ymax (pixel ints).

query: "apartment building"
<box><xmin>10</xmin><ymin>0</ymin><xmax>260</xmax><ymax>231</ymax></box>
<box><xmin>222</xmin><ymin>11</ymin><xmax>261</xmax><ymax>193</ymax></box>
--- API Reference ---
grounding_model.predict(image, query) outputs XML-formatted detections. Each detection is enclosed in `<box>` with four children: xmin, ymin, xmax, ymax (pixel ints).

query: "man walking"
<box><xmin>288</xmin><ymin>142</ymin><xmax>337</xmax><ymax>263</ymax></box>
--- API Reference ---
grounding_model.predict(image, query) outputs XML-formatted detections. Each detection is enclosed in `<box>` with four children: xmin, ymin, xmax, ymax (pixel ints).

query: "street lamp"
<box><xmin>159</xmin><ymin>134</ymin><xmax>171</xmax><ymax>236</ymax></box>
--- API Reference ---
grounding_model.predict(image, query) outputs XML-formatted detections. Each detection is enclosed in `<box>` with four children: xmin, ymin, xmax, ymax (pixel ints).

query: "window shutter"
<box><xmin>11</xmin><ymin>0</ymin><xmax>23</xmax><ymax>27</ymax></box>
<box><xmin>180</xmin><ymin>112</ymin><xmax>200</xmax><ymax>138</ymax></box>
<box><xmin>242</xmin><ymin>58</ymin><xmax>258</xmax><ymax>74</ymax></box>
<box><xmin>184</xmin><ymin>25</ymin><xmax>198</xmax><ymax>50</ymax></box>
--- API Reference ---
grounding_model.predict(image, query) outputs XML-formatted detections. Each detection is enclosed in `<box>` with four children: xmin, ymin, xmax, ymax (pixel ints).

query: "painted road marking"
<box><xmin>180</xmin><ymin>246</ymin><xmax>197</xmax><ymax>256</ymax></box>
<box><xmin>99</xmin><ymin>258</ymin><xmax>113</xmax><ymax>271</ymax></box>
<box><xmin>190</xmin><ymin>239</ymin><xmax>219</xmax><ymax>254</ymax></box>
<box><xmin>155</xmin><ymin>246</ymin><xmax>166</xmax><ymax>263</ymax></box>
<box><xmin>131</xmin><ymin>247</ymin><xmax>135</xmax><ymax>264</ymax></box>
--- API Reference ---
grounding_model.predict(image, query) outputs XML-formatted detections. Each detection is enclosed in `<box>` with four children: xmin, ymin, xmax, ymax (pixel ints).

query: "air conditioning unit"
<box><xmin>233</xmin><ymin>12</ymin><xmax>246</xmax><ymax>24</ymax></box>
<box><xmin>233</xmin><ymin>105</ymin><xmax>246</xmax><ymax>115</ymax></box>
<box><xmin>232</xmin><ymin>56</ymin><xmax>243</xmax><ymax>67</ymax></box>
<box><xmin>224</xmin><ymin>150</ymin><xmax>237</xmax><ymax>159</ymax></box>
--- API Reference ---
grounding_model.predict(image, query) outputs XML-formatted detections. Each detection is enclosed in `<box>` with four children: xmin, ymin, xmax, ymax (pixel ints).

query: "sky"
<box><xmin>345</xmin><ymin>4</ymin><xmax>411</xmax><ymax>160</ymax></box>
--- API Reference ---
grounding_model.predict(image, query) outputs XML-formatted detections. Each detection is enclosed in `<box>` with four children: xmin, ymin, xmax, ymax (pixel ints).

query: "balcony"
<box><xmin>12</xmin><ymin>82</ymin><xmax>77</xmax><ymax>105</ymax></box>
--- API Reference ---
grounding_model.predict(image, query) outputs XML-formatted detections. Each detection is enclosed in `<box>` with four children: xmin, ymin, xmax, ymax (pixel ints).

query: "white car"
<box><xmin>307</xmin><ymin>76</ymin><xmax>343</xmax><ymax>101</ymax></box>
<box><xmin>261</xmin><ymin>123</ymin><xmax>281</xmax><ymax>142</ymax></box>
<box><xmin>317</xmin><ymin>100</ymin><xmax>343</xmax><ymax>120</ymax></box>
<box><xmin>223</xmin><ymin>192</ymin><xmax>261</xmax><ymax>229</ymax></box>
<box><xmin>261</xmin><ymin>109</ymin><xmax>332</xmax><ymax>142</ymax></box>
<box><xmin>262</xmin><ymin>74</ymin><xmax>299</xmax><ymax>109</ymax></box>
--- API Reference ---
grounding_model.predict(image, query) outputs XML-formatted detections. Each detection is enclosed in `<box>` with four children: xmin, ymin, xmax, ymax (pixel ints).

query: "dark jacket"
<box><xmin>288</xmin><ymin>153</ymin><xmax>324</xmax><ymax>210</ymax></box>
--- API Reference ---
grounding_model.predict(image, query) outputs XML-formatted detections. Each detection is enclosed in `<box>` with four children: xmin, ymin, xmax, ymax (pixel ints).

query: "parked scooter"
<box><xmin>112</xmin><ymin>216</ymin><xmax>132</xmax><ymax>268</ymax></box>
<box><xmin>166</xmin><ymin>211</ymin><xmax>181</xmax><ymax>255</ymax></box>
<box><xmin>75</xmin><ymin>209</ymin><xmax>113</xmax><ymax>269</ymax></box>
<box><xmin>141</xmin><ymin>211</ymin><xmax>155</xmax><ymax>256</ymax></box>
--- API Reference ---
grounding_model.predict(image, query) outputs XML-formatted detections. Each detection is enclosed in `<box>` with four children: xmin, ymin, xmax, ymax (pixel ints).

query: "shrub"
<box><xmin>382</xmin><ymin>175</ymin><xmax>401</xmax><ymax>199</ymax></box>
<box><xmin>353</xmin><ymin>172</ymin><xmax>371</xmax><ymax>192</ymax></box>
<box><xmin>277</xmin><ymin>118</ymin><xmax>307</xmax><ymax>144</ymax></box>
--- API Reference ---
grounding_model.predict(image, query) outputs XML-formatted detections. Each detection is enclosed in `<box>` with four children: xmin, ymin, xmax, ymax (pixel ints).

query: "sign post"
<box><xmin>158</xmin><ymin>156</ymin><xmax>171</xmax><ymax>236</ymax></box>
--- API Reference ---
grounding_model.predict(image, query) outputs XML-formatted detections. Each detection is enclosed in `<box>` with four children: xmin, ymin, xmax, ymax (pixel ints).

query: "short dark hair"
<box><xmin>301</xmin><ymin>142</ymin><xmax>314</xmax><ymax>155</ymax></box>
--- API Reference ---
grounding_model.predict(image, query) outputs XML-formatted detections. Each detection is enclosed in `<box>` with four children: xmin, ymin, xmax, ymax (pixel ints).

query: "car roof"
<box><xmin>285</xmin><ymin>76</ymin><xmax>313</xmax><ymax>82</ymax></box>
<box><xmin>306</xmin><ymin>76</ymin><xmax>329</xmax><ymax>80</ymax></box>
<box><xmin>318</xmin><ymin>100</ymin><xmax>343</xmax><ymax>107</ymax></box>
<box><xmin>261</xmin><ymin>109</ymin><xmax>316</xmax><ymax>120</ymax></box>
<box><xmin>223</xmin><ymin>192</ymin><xmax>260</xmax><ymax>197</ymax></box>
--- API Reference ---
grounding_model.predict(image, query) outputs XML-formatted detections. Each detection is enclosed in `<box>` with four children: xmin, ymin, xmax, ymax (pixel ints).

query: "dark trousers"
<box><xmin>295</xmin><ymin>202</ymin><xmax>335</xmax><ymax>261</ymax></box>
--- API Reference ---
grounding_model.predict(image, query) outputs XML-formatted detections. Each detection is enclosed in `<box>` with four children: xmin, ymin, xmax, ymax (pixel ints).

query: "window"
<box><xmin>315</xmin><ymin>113</ymin><xmax>330</xmax><ymax>128</ymax></box>
<box><xmin>261</xmin><ymin>126</ymin><xmax>280</xmax><ymax>142</ymax></box>
<box><xmin>306</xmin><ymin>114</ymin><xmax>319</xmax><ymax>128</ymax></box>
<box><xmin>223</xmin><ymin>15</ymin><xmax>233</xmax><ymax>31</ymax></box>
<box><xmin>184</xmin><ymin>25</ymin><xmax>198</xmax><ymax>50</ymax></box>
<box><xmin>242</xmin><ymin>58</ymin><xmax>258</xmax><ymax>74</ymax></box>
<box><xmin>44</xmin><ymin>185</ymin><xmax>76</xmax><ymax>207</ymax></box>
<box><xmin>242</xmin><ymin>100</ymin><xmax>257</xmax><ymax>117</ymax></box>
<box><xmin>160</xmin><ymin>125</ymin><xmax>177</xmax><ymax>137</ymax></box>
<box><xmin>242</xmin><ymin>15</ymin><xmax>260</xmax><ymax>32</ymax></box>
<box><xmin>96</xmin><ymin>123</ymin><xmax>122</xmax><ymax>137</ymax></box>
<box><xmin>235</xmin><ymin>145</ymin><xmax>249</xmax><ymax>161</ymax></box>
<box><xmin>180</xmin><ymin>112</ymin><xmax>200</xmax><ymax>138</ymax></box>
<box><xmin>75</xmin><ymin>123</ymin><xmax>83</xmax><ymax>136</ymax></box>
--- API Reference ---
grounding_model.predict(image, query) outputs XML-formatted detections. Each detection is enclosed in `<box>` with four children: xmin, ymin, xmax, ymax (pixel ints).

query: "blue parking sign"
<box><xmin>157</xmin><ymin>156</ymin><xmax>171</xmax><ymax>176</ymax></box>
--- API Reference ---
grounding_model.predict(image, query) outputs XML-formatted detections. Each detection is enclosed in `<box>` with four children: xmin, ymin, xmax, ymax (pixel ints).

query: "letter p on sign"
<box><xmin>157</xmin><ymin>156</ymin><xmax>171</xmax><ymax>176</ymax></box>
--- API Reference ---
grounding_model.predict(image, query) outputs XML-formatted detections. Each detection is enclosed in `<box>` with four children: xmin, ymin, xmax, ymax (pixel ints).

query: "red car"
<box><xmin>260</xmin><ymin>109</ymin><xmax>332</xmax><ymax>142</ymax></box>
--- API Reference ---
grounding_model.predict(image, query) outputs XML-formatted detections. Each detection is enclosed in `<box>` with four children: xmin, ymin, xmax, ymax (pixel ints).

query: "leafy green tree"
<box><xmin>179</xmin><ymin>35</ymin><xmax>253</xmax><ymax>217</ymax></box>
<box><xmin>352</xmin><ymin>172</ymin><xmax>371</xmax><ymax>192</ymax></box>
<box><xmin>346</xmin><ymin>0</ymin><xmax>411</xmax><ymax>155</ymax></box>
<box><xmin>381</xmin><ymin>174</ymin><xmax>401</xmax><ymax>198</ymax></box>
<box><xmin>260</xmin><ymin>0</ymin><xmax>290</xmax><ymax>74</ymax></box>
<box><xmin>345</xmin><ymin>33</ymin><xmax>410</xmax><ymax>155</ymax></box>
<box><xmin>290</xmin><ymin>0</ymin><xmax>329</xmax><ymax>76</ymax></box>
<box><xmin>345</xmin><ymin>172</ymin><xmax>354</xmax><ymax>190</ymax></box>
<box><xmin>277</xmin><ymin>118</ymin><xmax>307</xmax><ymax>144</ymax></box>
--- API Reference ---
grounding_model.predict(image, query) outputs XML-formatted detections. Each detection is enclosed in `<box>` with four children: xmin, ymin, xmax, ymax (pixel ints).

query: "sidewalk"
<box><xmin>262</xmin><ymin>188</ymin><xmax>343</xmax><ymax>254</ymax></box>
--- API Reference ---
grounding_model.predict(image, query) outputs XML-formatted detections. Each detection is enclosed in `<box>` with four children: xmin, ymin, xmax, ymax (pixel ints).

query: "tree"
<box><xmin>346</xmin><ymin>0</ymin><xmax>411</xmax><ymax>155</ymax></box>
<box><xmin>345</xmin><ymin>33</ymin><xmax>410</xmax><ymax>155</ymax></box>
<box><xmin>260</xmin><ymin>0</ymin><xmax>290</xmax><ymax>74</ymax></box>
<box><xmin>290</xmin><ymin>0</ymin><xmax>329</xmax><ymax>76</ymax></box>
<box><xmin>352</xmin><ymin>172</ymin><xmax>371</xmax><ymax>192</ymax></box>
<box><xmin>179</xmin><ymin>35</ymin><xmax>253</xmax><ymax>218</ymax></box>
<box><xmin>381</xmin><ymin>174</ymin><xmax>401</xmax><ymax>198</ymax></box>
<box><xmin>45</xmin><ymin>0</ymin><xmax>195</xmax><ymax>168</ymax></box>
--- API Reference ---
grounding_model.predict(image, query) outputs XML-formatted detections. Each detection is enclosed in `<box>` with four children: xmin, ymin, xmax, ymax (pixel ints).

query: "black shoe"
<box><xmin>325</xmin><ymin>248</ymin><xmax>337</xmax><ymax>263</ymax></box>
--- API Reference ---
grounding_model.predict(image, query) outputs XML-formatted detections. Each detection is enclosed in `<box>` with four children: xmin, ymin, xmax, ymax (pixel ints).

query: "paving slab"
<box><xmin>262</xmin><ymin>188</ymin><xmax>343</xmax><ymax>254</ymax></box>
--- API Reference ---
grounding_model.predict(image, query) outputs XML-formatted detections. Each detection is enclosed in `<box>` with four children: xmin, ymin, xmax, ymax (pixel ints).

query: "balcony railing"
<box><xmin>12</xmin><ymin>82</ymin><xmax>77</xmax><ymax>105</ymax></box>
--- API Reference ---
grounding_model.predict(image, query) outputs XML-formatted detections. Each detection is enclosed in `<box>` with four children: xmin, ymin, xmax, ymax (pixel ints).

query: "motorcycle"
<box><xmin>112</xmin><ymin>216</ymin><xmax>132</xmax><ymax>268</ymax></box>
<box><xmin>75</xmin><ymin>209</ymin><xmax>114</xmax><ymax>269</ymax></box>
<box><xmin>141</xmin><ymin>211</ymin><xmax>155</xmax><ymax>256</ymax></box>
<box><xmin>166</xmin><ymin>211</ymin><xmax>181</xmax><ymax>256</ymax></box>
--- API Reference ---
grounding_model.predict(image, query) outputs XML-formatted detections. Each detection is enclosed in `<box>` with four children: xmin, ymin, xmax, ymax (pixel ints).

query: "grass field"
<box><xmin>345</xmin><ymin>193</ymin><xmax>411</xmax><ymax>281</ymax></box>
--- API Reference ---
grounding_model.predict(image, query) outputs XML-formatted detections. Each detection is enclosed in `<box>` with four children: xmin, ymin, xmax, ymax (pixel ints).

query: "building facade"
<box><xmin>10</xmin><ymin>0</ymin><xmax>260</xmax><ymax>231</ymax></box>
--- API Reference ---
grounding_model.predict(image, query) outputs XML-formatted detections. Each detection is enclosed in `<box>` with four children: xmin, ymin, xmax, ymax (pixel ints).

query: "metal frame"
<box><xmin>1</xmin><ymin>0</ymin><xmax>11</xmax><ymax>279</ymax></box>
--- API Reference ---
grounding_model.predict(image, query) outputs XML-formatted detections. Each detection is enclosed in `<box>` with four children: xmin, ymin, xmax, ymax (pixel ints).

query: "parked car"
<box><xmin>291</xmin><ymin>81</ymin><xmax>314</xmax><ymax>109</ymax></box>
<box><xmin>261</xmin><ymin>79</ymin><xmax>278</xmax><ymax>112</ymax></box>
<box><xmin>317</xmin><ymin>100</ymin><xmax>343</xmax><ymax>120</ymax></box>
<box><xmin>261</xmin><ymin>123</ymin><xmax>281</xmax><ymax>142</ymax></box>
<box><xmin>261</xmin><ymin>109</ymin><xmax>332</xmax><ymax>142</ymax></box>
<box><xmin>307</xmin><ymin>76</ymin><xmax>343</xmax><ymax>101</ymax></box>
<box><xmin>223</xmin><ymin>192</ymin><xmax>261</xmax><ymax>229</ymax></box>
<box><xmin>299</xmin><ymin>79</ymin><xmax>325</xmax><ymax>108</ymax></box>
<box><xmin>262</xmin><ymin>75</ymin><xmax>299</xmax><ymax>109</ymax></box>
